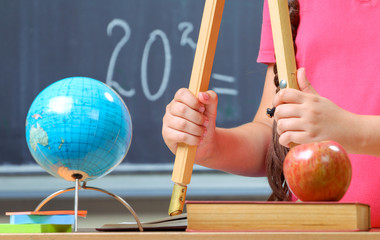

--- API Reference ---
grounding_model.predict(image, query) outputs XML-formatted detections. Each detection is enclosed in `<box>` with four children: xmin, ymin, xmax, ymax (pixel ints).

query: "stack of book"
<box><xmin>0</xmin><ymin>210</ymin><xmax>87</xmax><ymax>233</ymax></box>
<box><xmin>97</xmin><ymin>201</ymin><xmax>371</xmax><ymax>232</ymax></box>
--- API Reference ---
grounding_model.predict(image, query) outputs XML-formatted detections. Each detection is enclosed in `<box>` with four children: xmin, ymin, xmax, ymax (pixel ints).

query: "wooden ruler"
<box><xmin>268</xmin><ymin>0</ymin><xmax>299</xmax><ymax>90</ymax></box>
<box><xmin>169</xmin><ymin>0</ymin><xmax>225</xmax><ymax>216</ymax></box>
<box><xmin>268</xmin><ymin>0</ymin><xmax>299</xmax><ymax>148</ymax></box>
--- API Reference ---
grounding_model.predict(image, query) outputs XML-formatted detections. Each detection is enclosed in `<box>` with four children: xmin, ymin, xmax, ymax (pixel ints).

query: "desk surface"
<box><xmin>1</xmin><ymin>231</ymin><xmax>380</xmax><ymax>240</ymax></box>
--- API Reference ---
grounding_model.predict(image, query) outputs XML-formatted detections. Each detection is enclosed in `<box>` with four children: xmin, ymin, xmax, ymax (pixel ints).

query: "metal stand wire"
<box><xmin>74</xmin><ymin>179</ymin><xmax>79</xmax><ymax>232</ymax></box>
<box><xmin>34</xmin><ymin>181</ymin><xmax>144</xmax><ymax>232</ymax></box>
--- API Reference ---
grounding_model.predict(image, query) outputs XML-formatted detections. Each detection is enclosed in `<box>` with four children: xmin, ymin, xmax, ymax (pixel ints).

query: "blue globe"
<box><xmin>25</xmin><ymin>77</ymin><xmax>132</xmax><ymax>182</ymax></box>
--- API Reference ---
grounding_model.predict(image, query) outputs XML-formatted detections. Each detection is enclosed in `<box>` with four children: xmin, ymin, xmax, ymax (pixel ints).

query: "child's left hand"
<box><xmin>272</xmin><ymin>68</ymin><xmax>350</xmax><ymax>148</ymax></box>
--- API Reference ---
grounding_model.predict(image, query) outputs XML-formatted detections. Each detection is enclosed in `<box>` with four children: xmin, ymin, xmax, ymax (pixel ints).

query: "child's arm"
<box><xmin>162</xmin><ymin>64</ymin><xmax>277</xmax><ymax>177</ymax></box>
<box><xmin>273</xmin><ymin>68</ymin><xmax>380</xmax><ymax>158</ymax></box>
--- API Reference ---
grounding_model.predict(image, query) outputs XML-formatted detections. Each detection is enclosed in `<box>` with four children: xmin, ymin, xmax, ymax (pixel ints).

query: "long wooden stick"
<box><xmin>268</xmin><ymin>0</ymin><xmax>299</xmax><ymax>90</ymax></box>
<box><xmin>168</xmin><ymin>0</ymin><xmax>225</xmax><ymax>216</ymax></box>
<box><xmin>268</xmin><ymin>0</ymin><xmax>299</xmax><ymax>148</ymax></box>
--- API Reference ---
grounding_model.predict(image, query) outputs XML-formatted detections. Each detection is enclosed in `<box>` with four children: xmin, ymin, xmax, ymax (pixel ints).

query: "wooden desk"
<box><xmin>1</xmin><ymin>231</ymin><xmax>380</xmax><ymax>240</ymax></box>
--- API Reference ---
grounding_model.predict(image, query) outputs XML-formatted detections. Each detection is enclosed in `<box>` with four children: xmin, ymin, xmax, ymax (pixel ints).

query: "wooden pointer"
<box><xmin>168</xmin><ymin>0</ymin><xmax>225</xmax><ymax>216</ymax></box>
<box><xmin>268</xmin><ymin>0</ymin><xmax>299</xmax><ymax>90</ymax></box>
<box><xmin>268</xmin><ymin>0</ymin><xmax>299</xmax><ymax>148</ymax></box>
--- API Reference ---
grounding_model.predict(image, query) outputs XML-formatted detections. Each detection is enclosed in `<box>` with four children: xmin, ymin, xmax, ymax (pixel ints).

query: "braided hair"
<box><xmin>265</xmin><ymin>0</ymin><xmax>300</xmax><ymax>201</ymax></box>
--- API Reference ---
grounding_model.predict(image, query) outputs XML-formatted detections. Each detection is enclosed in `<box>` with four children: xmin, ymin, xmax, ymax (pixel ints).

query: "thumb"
<box><xmin>198</xmin><ymin>90</ymin><xmax>218</xmax><ymax>119</ymax></box>
<box><xmin>297</xmin><ymin>68</ymin><xmax>318</xmax><ymax>95</ymax></box>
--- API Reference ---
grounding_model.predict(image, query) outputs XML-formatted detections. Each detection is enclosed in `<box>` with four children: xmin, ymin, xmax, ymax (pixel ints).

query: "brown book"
<box><xmin>186</xmin><ymin>201</ymin><xmax>370</xmax><ymax>232</ymax></box>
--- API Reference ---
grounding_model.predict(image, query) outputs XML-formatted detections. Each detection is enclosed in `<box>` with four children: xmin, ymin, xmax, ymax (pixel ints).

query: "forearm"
<box><xmin>341</xmin><ymin>112</ymin><xmax>380</xmax><ymax>157</ymax></box>
<box><xmin>194</xmin><ymin>121</ymin><xmax>272</xmax><ymax>177</ymax></box>
<box><xmin>192</xmin><ymin>64</ymin><xmax>275</xmax><ymax>176</ymax></box>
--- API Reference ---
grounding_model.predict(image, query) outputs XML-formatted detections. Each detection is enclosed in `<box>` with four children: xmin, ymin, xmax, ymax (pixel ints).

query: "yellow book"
<box><xmin>186</xmin><ymin>201</ymin><xmax>370</xmax><ymax>232</ymax></box>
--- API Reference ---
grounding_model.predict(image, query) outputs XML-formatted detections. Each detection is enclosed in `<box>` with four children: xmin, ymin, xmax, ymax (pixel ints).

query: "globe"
<box><xmin>25</xmin><ymin>77</ymin><xmax>132</xmax><ymax>182</ymax></box>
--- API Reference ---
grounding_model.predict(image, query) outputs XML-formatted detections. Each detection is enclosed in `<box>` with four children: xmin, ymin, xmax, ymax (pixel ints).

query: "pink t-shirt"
<box><xmin>258</xmin><ymin>0</ymin><xmax>380</xmax><ymax>228</ymax></box>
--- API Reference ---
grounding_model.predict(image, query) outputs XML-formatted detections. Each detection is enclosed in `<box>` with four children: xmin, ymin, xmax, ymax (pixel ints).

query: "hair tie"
<box><xmin>266</xmin><ymin>107</ymin><xmax>276</xmax><ymax>118</ymax></box>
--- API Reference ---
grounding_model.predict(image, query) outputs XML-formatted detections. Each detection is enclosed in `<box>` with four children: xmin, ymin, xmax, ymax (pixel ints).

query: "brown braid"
<box><xmin>266</xmin><ymin>0</ymin><xmax>300</xmax><ymax>201</ymax></box>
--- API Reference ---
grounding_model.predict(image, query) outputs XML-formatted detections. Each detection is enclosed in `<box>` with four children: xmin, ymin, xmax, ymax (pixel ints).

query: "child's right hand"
<box><xmin>162</xmin><ymin>88</ymin><xmax>218</xmax><ymax>157</ymax></box>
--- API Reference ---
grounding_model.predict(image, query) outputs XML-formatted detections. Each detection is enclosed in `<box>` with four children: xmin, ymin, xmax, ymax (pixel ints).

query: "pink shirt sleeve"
<box><xmin>257</xmin><ymin>0</ymin><xmax>275</xmax><ymax>64</ymax></box>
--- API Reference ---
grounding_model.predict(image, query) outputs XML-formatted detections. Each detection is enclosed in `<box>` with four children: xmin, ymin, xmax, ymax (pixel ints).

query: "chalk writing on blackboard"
<box><xmin>0</xmin><ymin>0</ymin><xmax>265</xmax><ymax>170</ymax></box>
<box><xmin>106</xmin><ymin>18</ymin><xmax>238</xmax><ymax>102</ymax></box>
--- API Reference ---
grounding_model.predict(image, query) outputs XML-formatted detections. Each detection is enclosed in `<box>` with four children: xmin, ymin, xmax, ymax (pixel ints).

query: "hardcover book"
<box><xmin>186</xmin><ymin>201</ymin><xmax>370</xmax><ymax>232</ymax></box>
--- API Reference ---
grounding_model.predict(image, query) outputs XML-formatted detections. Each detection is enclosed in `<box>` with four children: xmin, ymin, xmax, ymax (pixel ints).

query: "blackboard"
<box><xmin>0</xmin><ymin>0</ymin><xmax>266</xmax><ymax>173</ymax></box>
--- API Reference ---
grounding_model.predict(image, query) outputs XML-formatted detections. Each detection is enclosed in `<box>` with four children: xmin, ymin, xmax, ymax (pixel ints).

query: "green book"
<box><xmin>0</xmin><ymin>224</ymin><xmax>72</xmax><ymax>233</ymax></box>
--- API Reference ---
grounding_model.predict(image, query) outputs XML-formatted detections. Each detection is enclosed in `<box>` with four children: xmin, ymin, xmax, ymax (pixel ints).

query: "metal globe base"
<box><xmin>34</xmin><ymin>179</ymin><xmax>143</xmax><ymax>232</ymax></box>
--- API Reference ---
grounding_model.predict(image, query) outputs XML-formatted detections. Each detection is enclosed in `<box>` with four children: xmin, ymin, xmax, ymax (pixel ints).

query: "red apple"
<box><xmin>283</xmin><ymin>140</ymin><xmax>352</xmax><ymax>201</ymax></box>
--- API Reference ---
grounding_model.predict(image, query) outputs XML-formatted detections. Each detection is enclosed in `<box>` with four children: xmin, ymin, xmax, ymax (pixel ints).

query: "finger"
<box><xmin>273</xmin><ymin>88</ymin><xmax>304</xmax><ymax>107</ymax></box>
<box><xmin>276</xmin><ymin>118</ymin><xmax>304</xmax><ymax>135</ymax></box>
<box><xmin>297</xmin><ymin>68</ymin><xmax>318</xmax><ymax>95</ymax></box>
<box><xmin>168</xmin><ymin>101</ymin><xmax>207</xmax><ymax>126</ymax></box>
<box><xmin>278</xmin><ymin>130</ymin><xmax>304</xmax><ymax>148</ymax></box>
<box><xmin>198</xmin><ymin>90</ymin><xmax>218</xmax><ymax>119</ymax></box>
<box><xmin>274</xmin><ymin>104</ymin><xmax>302</xmax><ymax>122</ymax></box>
<box><xmin>162</xmin><ymin>126</ymin><xmax>202</xmax><ymax>147</ymax></box>
<box><xmin>279</xmin><ymin>130</ymin><xmax>317</xmax><ymax>148</ymax></box>
<box><xmin>174</xmin><ymin>88</ymin><xmax>205</xmax><ymax>113</ymax></box>
<box><xmin>164</xmin><ymin>113</ymin><xmax>206</xmax><ymax>138</ymax></box>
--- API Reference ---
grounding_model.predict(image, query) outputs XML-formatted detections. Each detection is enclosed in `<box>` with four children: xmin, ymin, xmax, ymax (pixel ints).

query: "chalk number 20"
<box><xmin>106</xmin><ymin>19</ymin><xmax>195</xmax><ymax>101</ymax></box>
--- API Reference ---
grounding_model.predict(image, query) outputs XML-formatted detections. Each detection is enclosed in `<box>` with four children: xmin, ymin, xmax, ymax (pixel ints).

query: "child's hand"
<box><xmin>273</xmin><ymin>68</ymin><xmax>349</xmax><ymax>147</ymax></box>
<box><xmin>162</xmin><ymin>88</ymin><xmax>218</xmax><ymax>156</ymax></box>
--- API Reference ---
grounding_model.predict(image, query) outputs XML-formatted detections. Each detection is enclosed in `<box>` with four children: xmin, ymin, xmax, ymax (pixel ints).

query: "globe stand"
<box><xmin>34</xmin><ymin>178</ymin><xmax>144</xmax><ymax>232</ymax></box>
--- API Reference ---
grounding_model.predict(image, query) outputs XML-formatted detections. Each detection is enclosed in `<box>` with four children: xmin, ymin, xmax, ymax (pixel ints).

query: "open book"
<box><xmin>96</xmin><ymin>213</ymin><xmax>187</xmax><ymax>231</ymax></box>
